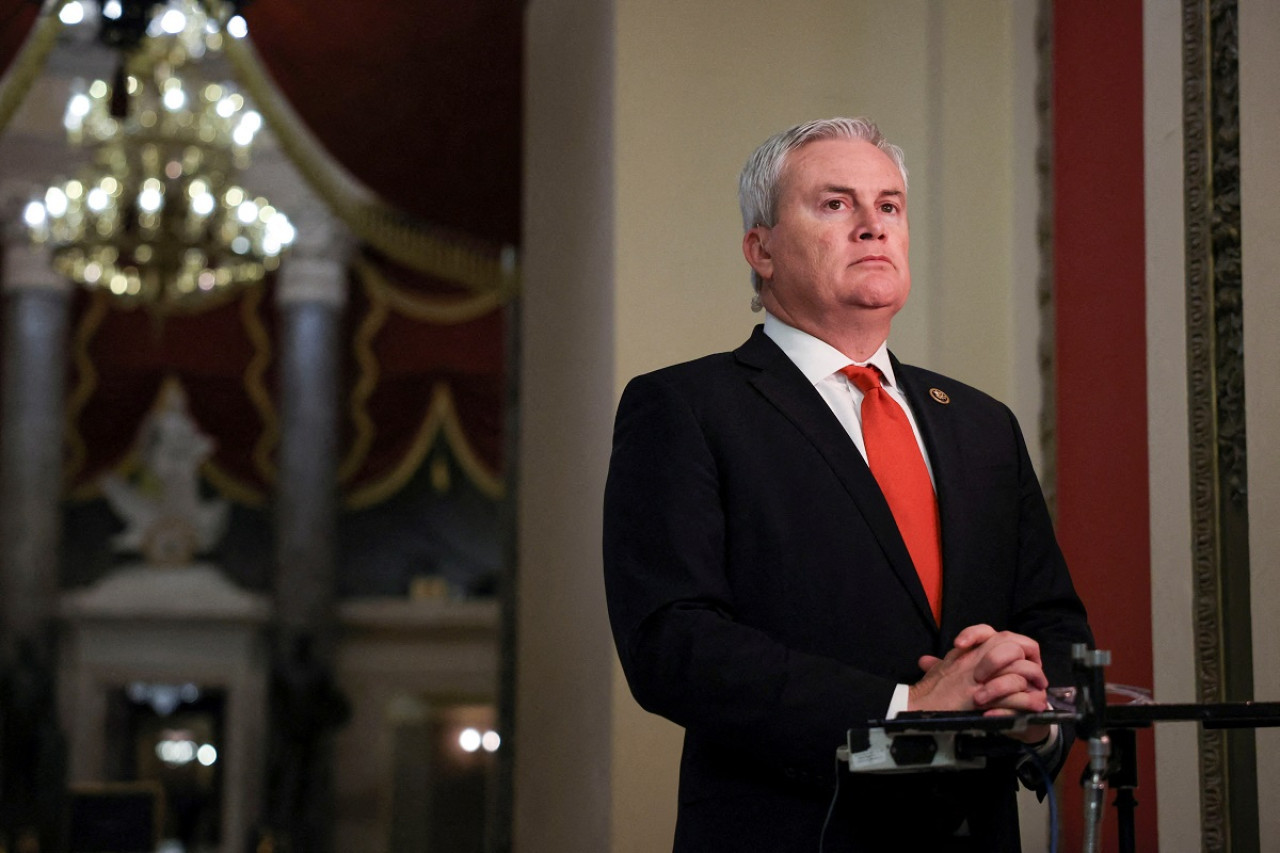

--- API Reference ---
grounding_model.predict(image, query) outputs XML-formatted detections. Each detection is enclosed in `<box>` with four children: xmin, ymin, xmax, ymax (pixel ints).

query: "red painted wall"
<box><xmin>1053</xmin><ymin>2</ymin><xmax>1155</xmax><ymax>850</ymax></box>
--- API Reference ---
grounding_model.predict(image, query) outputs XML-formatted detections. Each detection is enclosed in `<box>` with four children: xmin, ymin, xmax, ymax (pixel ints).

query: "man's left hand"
<box><xmin>918</xmin><ymin>624</ymin><xmax>1052</xmax><ymax>744</ymax></box>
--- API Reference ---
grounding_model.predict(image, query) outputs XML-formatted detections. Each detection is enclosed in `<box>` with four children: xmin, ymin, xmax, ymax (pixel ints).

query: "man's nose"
<box><xmin>854</xmin><ymin>211</ymin><xmax>885</xmax><ymax>240</ymax></box>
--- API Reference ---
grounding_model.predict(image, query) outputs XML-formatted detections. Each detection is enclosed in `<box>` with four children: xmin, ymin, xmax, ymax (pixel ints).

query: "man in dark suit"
<box><xmin>602</xmin><ymin>117</ymin><xmax>1092</xmax><ymax>852</ymax></box>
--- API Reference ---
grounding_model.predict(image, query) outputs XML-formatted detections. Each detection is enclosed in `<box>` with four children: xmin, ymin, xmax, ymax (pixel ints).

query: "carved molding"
<box><xmin>1185</xmin><ymin>0</ymin><xmax>1253</xmax><ymax>849</ymax></box>
<box><xmin>1035</xmin><ymin>0</ymin><xmax>1056</xmax><ymax>516</ymax></box>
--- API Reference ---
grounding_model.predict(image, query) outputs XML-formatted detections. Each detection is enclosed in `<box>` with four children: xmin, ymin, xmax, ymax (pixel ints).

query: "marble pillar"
<box><xmin>273</xmin><ymin>216</ymin><xmax>351</xmax><ymax>655</ymax></box>
<box><xmin>0</xmin><ymin>239</ymin><xmax>70</xmax><ymax>651</ymax></box>
<box><xmin>265</xmin><ymin>215</ymin><xmax>352</xmax><ymax>853</ymax></box>
<box><xmin>0</xmin><ymin>236</ymin><xmax>70</xmax><ymax>852</ymax></box>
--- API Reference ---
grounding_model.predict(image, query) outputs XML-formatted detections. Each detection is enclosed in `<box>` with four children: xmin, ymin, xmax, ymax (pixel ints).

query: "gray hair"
<box><xmin>738</xmin><ymin>117</ymin><xmax>908</xmax><ymax>305</ymax></box>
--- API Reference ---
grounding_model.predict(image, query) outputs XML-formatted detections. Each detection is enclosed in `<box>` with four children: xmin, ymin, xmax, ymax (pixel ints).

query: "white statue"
<box><xmin>100</xmin><ymin>381</ymin><xmax>230</xmax><ymax>565</ymax></box>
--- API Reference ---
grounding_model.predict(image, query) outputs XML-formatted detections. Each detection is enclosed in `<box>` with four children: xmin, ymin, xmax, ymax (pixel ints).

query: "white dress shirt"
<box><xmin>761</xmin><ymin>312</ymin><xmax>935</xmax><ymax>487</ymax></box>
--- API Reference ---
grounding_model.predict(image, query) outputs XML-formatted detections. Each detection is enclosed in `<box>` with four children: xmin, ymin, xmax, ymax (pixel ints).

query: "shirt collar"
<box><xmin>762</xmin><ymin>312</ymin><xmax>899</xmax><ymax>389</ymax></box>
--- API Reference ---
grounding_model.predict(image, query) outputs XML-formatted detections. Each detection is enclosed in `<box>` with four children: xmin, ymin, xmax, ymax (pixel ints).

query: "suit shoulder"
<box><xmin>897</xmin><ymin>362</ymin><xmax>1011</xmax><ymax>413</ymax></box>
<box><xmin>623</xmin><ymin>351</ymin><xmax>740</xmax><ymax>394</ymax></box>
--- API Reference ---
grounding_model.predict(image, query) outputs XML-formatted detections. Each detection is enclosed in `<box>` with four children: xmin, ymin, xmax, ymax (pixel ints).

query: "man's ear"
<box><xmin>742</xmin><ymin>226</ymin><xmax>773</xmax><ymax>281</ymax></box>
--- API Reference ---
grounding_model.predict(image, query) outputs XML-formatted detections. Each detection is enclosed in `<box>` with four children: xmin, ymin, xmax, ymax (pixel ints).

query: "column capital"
<box><xmin>276</xmin><ymin>214</ymin><xmax>355</xmax><ymax>309</ymax></box>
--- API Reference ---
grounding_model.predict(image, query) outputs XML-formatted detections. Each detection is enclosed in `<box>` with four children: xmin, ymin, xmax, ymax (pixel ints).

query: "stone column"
<box><xmin>0</xmin><ymin>236</ymin><xmax>70</xmax><ymax>852</ymax></box>
<box><xmin>265</xmin><ymin>214</ymin><xmax>352</xmax><ymax>853</ymax></box>
<box><xmin>273</xmin><ymin>216</ymin><xmax>350</xmax><ymax>644</ymax></box>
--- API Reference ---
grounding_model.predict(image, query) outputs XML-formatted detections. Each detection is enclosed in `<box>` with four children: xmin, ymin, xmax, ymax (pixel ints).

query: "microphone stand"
<box><xmin>841</xmin><ymin>644</ymin><xmax>1280</xmax><ymax>853</ymax></box>
<box><xmin>1071</xmin><ymin>646</ymin><xmax>1112</xmax><ymax>853</ymax></box>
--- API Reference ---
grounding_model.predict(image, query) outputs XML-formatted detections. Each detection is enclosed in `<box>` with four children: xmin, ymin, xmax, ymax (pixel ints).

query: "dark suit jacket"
<box><xmin>603</xmin><ymin>326</ymin><xmax>1092</xmax><ymax>852</ymax></box>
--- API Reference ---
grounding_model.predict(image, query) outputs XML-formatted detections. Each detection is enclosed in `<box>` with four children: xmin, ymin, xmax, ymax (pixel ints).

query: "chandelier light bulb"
<box><xmin>138</xmin><ymin>181</ymin><xmax>164</xmax><ymax>213</ymax></box>
<box><xmin>44</xmin><ymin>187</ymin><xmax>68</xmax><ymax>217</ymax></box>
<box><xmin>59</xmin><ymin>1</ymin><xmax>85</xmax><ymax>25</ymax></box>
<box><xmin>102</xmin><ymin>0</ymin><xmax>122</xmax><ymax>20</ymax></box>
<box><xmin>23</xmin><ymin>201</ymin><xmax>46</xmax><ymax>228</ymax></box>
<box><xmin>159</xmin><ymin>9</ymin><xmax>187</xmax><ymax>35</ymax></box>
<box><xmin>86</xmin><ymin>187</ymin><xmax>111</xmax><ymax>213</ymax></box>
<box><xmin>191</xmin><ymin>192</ymin><xmax>215</xmax><ymax>216</ymax></box>
<box><xmin>64</xmin><ymin>93</ymin><xmax>92</xmax><ymax>134</ymax></box>
<box><xmin>266</xmin><ymin>213</ymin><xmax>296</xmax><ymax>246</ymax></box>
<box><xmin>162</xmin><ymin>86</ymin><xmax>186</xmax><ymax>112</ymax></box>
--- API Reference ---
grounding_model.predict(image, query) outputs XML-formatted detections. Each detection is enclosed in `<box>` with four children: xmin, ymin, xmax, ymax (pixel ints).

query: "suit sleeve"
<box><xmin>1003</xmin><ymin>404</ymin><xmax>1094</xmax><ymax>689</ymax></box>
<box><xmin>602</xmin><ymin>372</ymin><xmax>897</xmax><ymax>774</ymax></box>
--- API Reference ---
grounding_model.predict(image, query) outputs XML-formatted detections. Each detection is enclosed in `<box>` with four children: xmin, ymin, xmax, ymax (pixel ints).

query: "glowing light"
<box><xmin>102</xmin><ymin>0</ymin><xmax>122</xmax><ymax>20</ymax></box>
<box><xmin>226</xmin><ymin>15</ymin><xmax>248</xmax><ymax>38</ymax></box>
<box><xmin>191</xmin><ymin>192</ymin><xmax>215</xmax><ymax>216</ymax></box>
<box><xmin>44</xmin><ymin>187</ymin><xmax>68</xmax><ymax>217</ymax></box>
<box><xmin>266</xmin><ymin>214</ymin><xmax>296</xmax><ymax>245</ymax></box>
<box><xmin>22</xmin><ymin>202</ymin><xmax>46</xmax><ymax>228</ymax></box>
<box><xmin>163</xmin><ymin>87</ymin><xmax>187</xmax><ymax>112</ymax></box>
<box><xmin>138</xmin><ymin>181</ymin><xmax>164</xmax><ymax>213</ymax></box>
<box><xmin>481</xmin><ymin>730</ymin><xmax>501</xmax><ymax>752</ymax></box>
<box><xmin>66</xmin><ymin>93</ymin><xmax>91</xmax><ymax>118</ymax></box>
<box><xmin>59</xmin><ymin>2</ymin><xmax>85</xmax><ymax>25</ymax></box>
<box><xmin>159</xmin><ymin>9</ymin><xmax>187</xmax><ymax>34</ymax></box>
<box><xmin>156</xmin><ymin>738</ymin><xmax>197</xmax><ymax>766</ymax></box>
<box><xmin>459</xmin><ymin>728</ymin><xmax>482</xmax><ymax>753</ymax></box>
<box><xmin>197</xmin><ymin>744</ymin><xmax>217</xmax><ymax>766</ymax></box>
<box><xmin>86</xmin><ymin>188</ymin><xmax>110</xmax><ymax>212</ymax></box>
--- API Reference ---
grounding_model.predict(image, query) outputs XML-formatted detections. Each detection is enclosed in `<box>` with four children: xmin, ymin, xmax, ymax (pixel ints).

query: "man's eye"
<box><xmin>825</xmin><ymin>199</ymin><xmax>845</xmax><ymax>210</ymax></box>
<box><xmin>880</xmin><ymin>203</ymin><xmax>898</xmax><ymax>214</ymax></box>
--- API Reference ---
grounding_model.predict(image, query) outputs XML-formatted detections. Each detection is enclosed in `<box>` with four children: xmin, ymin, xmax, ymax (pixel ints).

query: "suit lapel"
<box><xmin>736</xmin><ymin>328</ymin><xmax>937</xmax><ymax>629</ymax></box>
<box><xmin>894</xmin><ymin>358</ymin><xmax>977</xmax><ymax>636</ymax></box>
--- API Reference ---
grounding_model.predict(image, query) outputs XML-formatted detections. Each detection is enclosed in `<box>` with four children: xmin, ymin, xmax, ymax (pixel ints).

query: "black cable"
<box><xmin>818</xmin><ymin>752</ymin><xmax>842</xmax><ymax>853</ymax></box>
<box><xmin>1019</xmin><ymin>742</ymin><xmax>1059</xmax><ymax>853</ymax></box>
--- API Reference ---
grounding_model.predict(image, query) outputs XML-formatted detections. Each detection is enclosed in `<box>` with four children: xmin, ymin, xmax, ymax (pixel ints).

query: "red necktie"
<box><xmin>840</xmin><ymin>365</ymin><xmax>943</xmax><ymax>623</ymax></box>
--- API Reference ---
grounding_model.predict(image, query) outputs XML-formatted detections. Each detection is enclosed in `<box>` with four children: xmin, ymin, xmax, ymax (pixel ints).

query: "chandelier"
<box><xmin>23</xmin><ymin>0</ymin><xmax>294</xmax><ymax>312</ymax></box>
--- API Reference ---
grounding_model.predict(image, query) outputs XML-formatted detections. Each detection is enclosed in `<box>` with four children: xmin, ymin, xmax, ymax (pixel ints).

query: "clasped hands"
<box><xmin>907</xmin><ymin>624</ymin><xmax>1051</xmax><ymax>745</ymax></box>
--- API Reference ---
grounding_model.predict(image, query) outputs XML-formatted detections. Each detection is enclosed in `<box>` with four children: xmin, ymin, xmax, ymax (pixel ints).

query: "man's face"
<box><xmin>745</xmin><ymin>137</ymin><xmax>910</xmax><ymax>331</ymax></box>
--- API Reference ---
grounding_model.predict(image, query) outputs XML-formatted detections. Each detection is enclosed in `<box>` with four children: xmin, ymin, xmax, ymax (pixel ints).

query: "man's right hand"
<box><xmin>908</xmin><ymin>624</ymin><xmax>1049</xmax><ymax>715</ymax></box>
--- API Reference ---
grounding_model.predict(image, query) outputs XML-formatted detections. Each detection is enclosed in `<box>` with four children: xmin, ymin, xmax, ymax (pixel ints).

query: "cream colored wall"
<box><xmin>611</xmin><ymin>0</ymin><xmax>1032</xmax><ymax>413</ymax></box>
<box><xmin>1241</xmin><ymin>0</ymin><xmax>1280</xmax><ymax>848</ymax></box>
<box><xmin>520</xmin><ymin>2</ymin><xmax>1039</xmax><ymax>850</ymax></box>
<box><xmin>1143</xmin><ymin>0</ymin><xmax>1201</xmax><ymax>847</ymax></box>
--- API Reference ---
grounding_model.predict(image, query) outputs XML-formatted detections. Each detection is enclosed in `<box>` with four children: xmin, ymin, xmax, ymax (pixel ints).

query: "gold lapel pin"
<box><xmin>929</xmin><ymin>388</ymin><xmax>950</xmax><ymax>404</ymax></box>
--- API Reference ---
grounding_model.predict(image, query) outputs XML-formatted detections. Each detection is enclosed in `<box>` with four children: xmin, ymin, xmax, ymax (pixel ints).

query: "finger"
<box><xmin>918</xmin><ymin>655</ymin><xmax>943</xmax><ymax>672</ymax></box>
<box><xmin>971</xmin><ymin>639</ymin><xmax>1032</xmax><ymax>683</ymax></box>
<box><xmin>952</xmin><ymin>624</ymin><xmax>996</xmax><ymax>650</ymax></box>
<box><xmin>975</xmin><ymin>656</ymin><xmax>1048</xmax><ymax>691</ymax></box>
<box><xmin>974</xmin><ymin>672</ymin><xmax>1043</xmax><ymax>706</ymax></box>
<box><xmin>991</xmin><ymin>630</ymin><xmax>1041</xmax><ymax>665</ymax></box>
<box><xmin>979</xmin><ymin>687</ymin><xmax>1049</xmax><ymax>714</ymax></box>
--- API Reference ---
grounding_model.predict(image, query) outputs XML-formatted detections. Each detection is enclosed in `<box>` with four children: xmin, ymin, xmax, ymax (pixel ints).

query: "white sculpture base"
<box><xmin>59</xmin><ymin>562</ymin><xmax>271</xmax><ymax>851</ymax></box>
